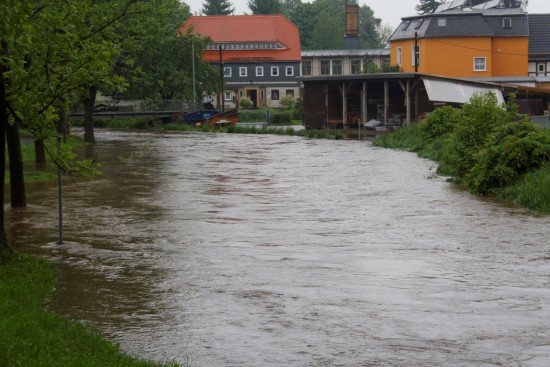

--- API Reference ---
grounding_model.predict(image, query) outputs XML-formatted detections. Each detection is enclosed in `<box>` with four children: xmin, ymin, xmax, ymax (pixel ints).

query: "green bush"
<box><xmin>466</xmin><ymin>122</ymin><xmax>550</xmax><ymax>194</ymax></box>
<box><xmin>420</xmin><ymin>105</ymin><xmax>462</xmax><ymax>140</ymax></box>
<box><xmin>269</xmin><ymin>110</ymin><xmax>292</xmax><ymax>125</ymax></box>
<box><xmin>239</xmin><ymin>96</ymin><xmax>253</xmax><ymax>110</ymax></box>
<box><xmin>441</xmin><ymin>92</ymin><xmax>515</xmax><ymax>180</ymax></box>
<box><xmin>280</xmin><ymin>95</ymin><xmax>295</xmax><ymax>110</ymax></box>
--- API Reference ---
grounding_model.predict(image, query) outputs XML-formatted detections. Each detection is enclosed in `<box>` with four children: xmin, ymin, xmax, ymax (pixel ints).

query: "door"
<box><xmin>246</xmin><ymin>89</ymin><xmax>258</xmax><ymax>108</ymax></box>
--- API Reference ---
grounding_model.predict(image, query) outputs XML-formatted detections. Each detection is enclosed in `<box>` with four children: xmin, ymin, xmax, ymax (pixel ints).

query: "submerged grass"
<box><xmin>0</xmin><ymin>251</ymin><xmax>179</xmax><ymax>367</ymax></box>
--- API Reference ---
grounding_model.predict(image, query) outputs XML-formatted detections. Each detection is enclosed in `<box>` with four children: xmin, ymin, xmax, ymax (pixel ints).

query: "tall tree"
<box><xmin>248</xmin><ymin>0</ymin><xmax>283</xmax><ymax>14</ymax></box>
<box><xmin>358</xmin><ymin>4</ymin><xmax>384</xmax><ymax>49</ymax></box>
<box><xmin>415</xmin><ymin>0</ymin><xmax>442</xmax><ymax>14</ymax></box>
<box><xmin>201</xmin><ymin>0</ymin><xmax>234</xmax><ymax>15</ymax></box>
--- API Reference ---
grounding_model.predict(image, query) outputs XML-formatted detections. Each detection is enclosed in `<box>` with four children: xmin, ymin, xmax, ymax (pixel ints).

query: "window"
<box><xmin>412</xmin><ymin>45</ymin><xmax>419</xmax><ymax>67</ymax></box>
<box><xmin>286</xmin><ymin>89</ymin><xmax>294</xmax><ymax>97</ymax></box>
<box><xmin>402</xmin><ymin>21</ymin><xmax>411</xmax><ymax>30</ymax></box>
<box><xmin>271</xmin><ymin>89</ymin><xmax>280</xmax><ymax>100</ymax></box>
<box><xmin>396</xmin><ymin>47</ymin><xmax>402</xmax><ymax>67</ymax></box>
<box><xmin>271</xmin><ymin>66</ymin><xmax>279</xmax><ymax>76</ymax></box>
<box><xmin>224</xmin><ymin>67</ymin><xmax>232</xmax><ymax>77</ymax></box>
<box><xmin>239</xmin><ymin>67</ymin><xmax>247</xmax><ymax>77</ymax></box>
<box><xmin>437</xmin><ymin>18</ymin><xmax>447</xmax><ymax>27</ymax></box>
<box><xmin>224</xmin><ymin>91</ymin><xmax>232</xmax><ymax>101</ymax></box>
<box><xmin>351</xmin><ymin>59</ymin><xmax>363</xmax><ymax>74</ymax></box>
<box><xmin>474</xmin><ymin>57</ymin><xmax>486</xmax><ymax>72</ymax></box>
<box><xmin>331</xmin><ymin>59</ymin><xmax>343</xmax><ymax>75</ymax></box>
<box><xmin>260</xmin><ymin>90</ymin><xmax>265</xmax><ymax>100</ymax></box>
<box><xmin>538</xmin><ymin>64</ymin><xmax>546</xmax><ymax>72</ymax></box>
<box><xmin>415</xmin><ymin>19</ymin><xmax>424</xmax><ymax>29</ymax></box>
<box><xmin>285</xmin><ymin>66</ymin><xmax>294</xmax><ymax>76</ymax></box>
<box><xmin>503</xmin><ymin>18</ymin><xmax>512</xmax><ymax>29</ymax></box>
<box><xmin>320</xmin><ymin>60</ymin><xmax>331</xmax><ymax>75</ymax></box>
<box><xmin>256</xmin><ymin>66</ymin><xmax>264</xmax><ymax>76</ymax></box>
<box><xmin>301</xmin><ymin>60</ymin><xmax>312</xmax><ymax>76</ymax></box>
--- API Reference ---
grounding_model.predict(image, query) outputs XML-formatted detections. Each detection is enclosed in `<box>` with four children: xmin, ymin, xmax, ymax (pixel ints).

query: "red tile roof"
<box><xmin>181</xmin><ymin>15</ymin><xmax>301</xmax><ymax>62</ymax></box>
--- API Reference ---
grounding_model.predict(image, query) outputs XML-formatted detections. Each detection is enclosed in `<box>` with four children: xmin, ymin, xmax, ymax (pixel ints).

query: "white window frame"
<box><xmin>412</xmin><ymin>45</ymin><xmax>419</xmax><ymax>67</ymax></box>
<box><xmin>239</xmin><ymin>67</ymin><xmax>247</xmax><ymax>77</ymax></box>
<box><xmin>538</xmin><ymin>63</ymin><xmax>545</xmax><ymax>72</ymax></box>
<box><xmin>503</xmin><ymin>18</ymin><xmax>512</xmax><ymax>29</ymax></box>
<box><xmin>224</xmin><ymin>67</ymin><xmax>232</xmax><ymax>77</ymax></box>
<box><xmin>474</xmin><ymin>57</ymin><xmax>486</xmax><ymax>72</ymax></box>
<box><xmin>224</xmin><ymin>91</ymin><xmax>232</xmax><ymax>101</ymax></box>
<box><xmin>256</xmin><ymin>66</ymin><xmax>264</xmax><ymax>76</ymax></box>
<box><xmin>271</xmin><ymin>89</ymin><xmax>280</xmax><ymax>100</ymax></box>
<box><xmin>396</xmin><ymin>47</ymin><xmax>402</xmax><ymax>67</ymax></box>
<box><xmin>438</xmin><ymin>18</ymin><xmax>447</xmax><ymax>27</ymax></box>
<box><xmin>285</xmin><ymin>66</ymin><xmax>294</xmax><ymax>76</ymax></box>
<box><xmin>271</xmin><ymin>66</ymin><xmax>279</xmax><ymax>76</ymax></box>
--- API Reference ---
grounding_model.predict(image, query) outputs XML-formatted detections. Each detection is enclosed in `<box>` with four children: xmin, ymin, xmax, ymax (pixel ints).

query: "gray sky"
<box><xmin>183</xmin><ymin>0</ymin><xmax>548</xmax><ymax>29</ymax></box>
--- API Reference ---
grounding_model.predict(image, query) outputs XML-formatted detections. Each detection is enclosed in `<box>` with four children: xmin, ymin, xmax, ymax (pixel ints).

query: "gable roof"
<box><xmin>181</xmin><ymin>15</ymin><xmax>301</xmax><ymax>62</ymax></box>
<box><xmin>389</xmin><ymin>8</ymin><xmax>528</xmax><ymax>41</ymax></box>
<box><xmin>528</xmin><ymin>14</ymin><xmax>550</xmax><ymax>58</ymax></box>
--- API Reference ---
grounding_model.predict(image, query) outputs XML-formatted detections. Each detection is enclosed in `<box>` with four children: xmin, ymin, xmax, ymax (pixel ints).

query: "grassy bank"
<box><xmin>373</xmin><ymin>94</ymin><xmax>550</xmax><ymax>213</ymax></box>
<box><xmin>0</xmin><ymin>251</ymin><xmax>179</xmax><ymax>367</ymax></box>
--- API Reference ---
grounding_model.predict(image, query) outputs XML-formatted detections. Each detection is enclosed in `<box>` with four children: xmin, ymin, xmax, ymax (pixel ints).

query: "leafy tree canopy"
<box><xmin>201</xmin><ymin>0</ymin><xmax>235</xmax><ymax>15</ymax></box>
<box><xmin>415</xmin><ymin>0</ymin><xmax>442</xmax><ymax>14</ymax></box>
<box><xmin>248</xmin><ymin>0</ymin><xmax>283</xmax><ymax>14</ymax></box>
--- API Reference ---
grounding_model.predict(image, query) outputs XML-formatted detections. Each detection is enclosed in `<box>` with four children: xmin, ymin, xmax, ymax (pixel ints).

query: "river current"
<box><xmin>8</xmin><ymin>130</ymin><xmax>550</xmax><ymax>366</ymax></box>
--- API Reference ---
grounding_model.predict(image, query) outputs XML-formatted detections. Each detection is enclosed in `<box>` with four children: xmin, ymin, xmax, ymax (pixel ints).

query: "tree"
<box><xmin>416</xmin><ymin>0</ymin><xmax>442</xmax><ymax>14</ymax></box>
<box><xmin>122</xmin><ymin>1</ymin><xmax>219</xmax><ymax>102</ymax></box>
<box><xmin>201</xmin><ymin>0</ymin><xmax>234</xmax><ymax>15</ymax></box>
<box><xmin>358</xmin><ymin>4</ymin><xmax>384</xmax><ymax>49</ymax></box>
<box><xmin>248</xmin><ymin>0</ymin><xmax>283</xmax><ymax>14</ymax></box>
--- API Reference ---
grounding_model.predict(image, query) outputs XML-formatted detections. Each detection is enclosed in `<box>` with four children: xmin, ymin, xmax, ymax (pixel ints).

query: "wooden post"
<box><xmin>324</xmin><ymin>84</ymin><xmax>329</xmax><ymax>127</ymax></box>
<box><xmin>342</xmin><ymin>83</ymin><xmax>348</xmax><ymax>128</ymax></box>
<box><xmin>406</xmin><ymin>80</ymin><xmax>411</xmax><ymax>126</ymax></box>
<box><xmin>362</xmin><ymin>81</ymin><xmax>367</xmax><ymax>124</ymax></box>
<box><xmin>384</xmin><ymin>80</ymin><xmax>389</xmax><ymax>124</ymax></box>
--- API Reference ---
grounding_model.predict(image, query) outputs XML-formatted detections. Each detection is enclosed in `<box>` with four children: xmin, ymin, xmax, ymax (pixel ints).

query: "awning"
<box><xmin>423</xmin><ymin>77</ymin><xmax>505</xmax><ymax>105</ymax></box>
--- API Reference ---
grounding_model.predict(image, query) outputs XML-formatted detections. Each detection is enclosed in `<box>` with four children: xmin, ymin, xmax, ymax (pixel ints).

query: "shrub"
<box><xmin>466</xmin><ymin>122</ymin><xmax>550</xmax><ymax>194</ymax></box>
<box><xmin>420</xmin><ymin>105</ymin><xmax>462</xmax><ymax>140</ymax></box>
<box><xmin>441</xmin><ymin>92</ymin><xmax>513</xmax><ymax>180</ymax></box>
<box><xmin>269</xmin><ymin>110</ymin><xmax>292</xmax><ymax>125</ymax></box>
<box><xmin>280</xmin><ymin>95</ymin><xmax>295</xmax><ymax>110</ymax></box>
<box><xmin>239</xmin><ymin>96</ymin><xmax>253</xmax><ymax>110</ymax></box>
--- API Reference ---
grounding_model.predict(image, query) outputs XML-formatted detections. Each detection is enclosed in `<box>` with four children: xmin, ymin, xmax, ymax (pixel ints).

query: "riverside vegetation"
<box><xmin>374</xmin><ymin>92</ymin><xmax>550</xmax><ymax>213</ymax></box>
<box><xmin>0</xmin><ymin>252</ymin><xmax>180</xmax><ymax>367</ymax></box>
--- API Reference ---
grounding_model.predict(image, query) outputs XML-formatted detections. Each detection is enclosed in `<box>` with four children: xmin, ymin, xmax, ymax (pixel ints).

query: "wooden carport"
<box><xmin>300</xmin><ymin>73</ymin><xmax>425</xmax><ymax>129</ymax></box>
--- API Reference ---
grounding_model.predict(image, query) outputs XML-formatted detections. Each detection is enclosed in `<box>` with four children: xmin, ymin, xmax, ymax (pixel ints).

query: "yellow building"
<box><xmin>389</xmin><ymin>7</ymin><xmax>528</xmax><ymax>78</ymax></box>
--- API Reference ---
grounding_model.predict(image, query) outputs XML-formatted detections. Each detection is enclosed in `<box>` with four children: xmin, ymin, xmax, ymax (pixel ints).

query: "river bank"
<box><xmin>0</xmin><ymin>251</ymin><xmax>180</xmax><ymax>367</ymax></box>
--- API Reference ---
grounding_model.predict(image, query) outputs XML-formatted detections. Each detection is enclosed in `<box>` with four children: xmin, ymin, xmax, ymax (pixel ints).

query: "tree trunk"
<box><xmin>83</xmin><ymin>86</ymin><xmax>97</xmax><ymax>144</ymax></box>
<box><xmin>6</xmin><ymin>122</ymin><xmax>26</xmax><ymax>207</ymax></box>
<box><xmin>0</xmin><ymin>57</ymin><xmax>11</xmax><ymax>250</ymax></box>
<box><xmin>34</xmin><ymin>140</ymin><xmax>47</xmax><ymax>169</ymax></box>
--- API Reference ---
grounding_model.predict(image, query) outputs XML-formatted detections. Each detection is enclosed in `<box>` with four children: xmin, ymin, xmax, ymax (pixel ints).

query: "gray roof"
<box><xmin>301</xmin><ymin>49</ymin><xmax>390</xmax><ymax>58</ymax></box>
<box><xmin>389</xmin><ymin>8</ymin><xmax>528</xmax><ymax>41</ymax></box>
<box><xmin>528</xmin><ymin>14</ymin><xmax>550</xmax><ymax>58</ymax></box>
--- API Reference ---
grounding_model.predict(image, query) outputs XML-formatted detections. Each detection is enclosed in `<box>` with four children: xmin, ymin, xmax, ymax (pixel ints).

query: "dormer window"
<box><xmin>438</xmin><ymin>18</ymin><xmax>447</xmax><ymax>27</ymax></box>
<box><xmin>503</xmin><ymin>18</ymin><xmax>512</xmax><ymax>29</ymax></box>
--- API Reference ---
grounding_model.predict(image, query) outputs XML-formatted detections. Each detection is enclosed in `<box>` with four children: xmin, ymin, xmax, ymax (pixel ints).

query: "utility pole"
<box><xmin>219</xmin><ymin>45</ymin><xmax>225</xmax><ymax>112</ymax></box>
<box><xmin>414</xmin><ymin>32</ymin><xmax>419</xmax><ymax>73</ymax></box>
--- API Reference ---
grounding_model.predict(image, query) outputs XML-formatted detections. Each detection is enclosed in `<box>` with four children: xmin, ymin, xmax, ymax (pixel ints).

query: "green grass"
<box><xmin>0</xmin><ymin>251</ymin><xmax>179</xmax><ymax>367</ymax></box>
<box><xmin>493</xmin><ymin>162</ymin><xmax>550</xmax><ymax>213</ymax></box>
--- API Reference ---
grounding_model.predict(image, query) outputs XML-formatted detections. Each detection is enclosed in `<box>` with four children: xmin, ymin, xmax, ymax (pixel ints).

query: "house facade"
<box><xmin>300</xmin><ymin>49</ymin><xmax>390</xmax><ymax>77</ymax></box>
<box><xmin>389</xmin><ymin>7</ymin><xmax>529</xmax><ymax>78</ymax></box>
<box><xmin>181</xmin><ymin>15</ymin><xmax>301</xmax><ymax>109</ymax></box>
<box><xmin>528</xmin><ymin>14</ymin><xmax>550</xmax><ymax>77</ymax></box>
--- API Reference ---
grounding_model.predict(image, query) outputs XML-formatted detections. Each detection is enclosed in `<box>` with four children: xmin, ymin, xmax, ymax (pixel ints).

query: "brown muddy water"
<box><xmin>7</xmin><ymin>130</ymin><xmax>550</xmax><ymax>367</ymax></box>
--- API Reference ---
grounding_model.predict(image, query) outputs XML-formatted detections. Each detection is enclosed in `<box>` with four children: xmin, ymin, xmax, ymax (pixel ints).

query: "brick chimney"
<box><xmin>344</xmin><ymin>4</ymin><xmax>360</xmax><ymax>49</ymax></box>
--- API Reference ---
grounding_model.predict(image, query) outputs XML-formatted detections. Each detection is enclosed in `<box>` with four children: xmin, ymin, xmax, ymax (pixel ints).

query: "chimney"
<box><xmin>344</xmin><ymin>4</ymin><xmax>360</xmax><ymax>49</ymax></box>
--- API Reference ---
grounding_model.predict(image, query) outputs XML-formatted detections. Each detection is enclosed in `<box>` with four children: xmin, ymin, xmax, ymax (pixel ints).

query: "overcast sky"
<box><xmin>183</xmin><ymin>0</ymin><xmax>548</xmax><ymax>29</ymax></box>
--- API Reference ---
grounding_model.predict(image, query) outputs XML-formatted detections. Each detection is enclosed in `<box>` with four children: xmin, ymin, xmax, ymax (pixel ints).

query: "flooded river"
<box><xmin>8</xmin><ymin>130</ymin><xmax>550</xmax><ymax>366</ymax></box>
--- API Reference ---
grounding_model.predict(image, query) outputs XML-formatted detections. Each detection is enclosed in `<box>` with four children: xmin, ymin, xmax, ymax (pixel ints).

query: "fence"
<box><xmin>531</xmin><ymin>115</ymin><xmax>550</xmax><ymax>129</ymax></box>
